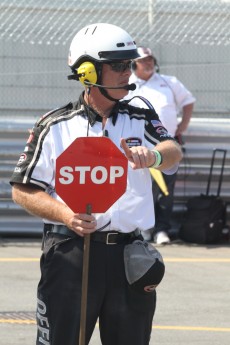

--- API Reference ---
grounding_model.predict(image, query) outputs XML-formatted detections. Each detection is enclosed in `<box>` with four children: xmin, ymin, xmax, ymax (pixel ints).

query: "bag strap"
<box><xmin>206</xmin><ymin>149</ymin><xmax>227</xmax><ymax>196</ymax></box>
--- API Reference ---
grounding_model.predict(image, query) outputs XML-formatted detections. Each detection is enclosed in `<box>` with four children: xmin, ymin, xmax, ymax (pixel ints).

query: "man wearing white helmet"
<box><xmin>10</xmin><ymin>24</ymin><xmax>182</xmax><ymax>345</ymax></box>
<box><xmin>125</xmin><ymin>46</ymin><xmax>196</xmax><ymax>244</ymax></box>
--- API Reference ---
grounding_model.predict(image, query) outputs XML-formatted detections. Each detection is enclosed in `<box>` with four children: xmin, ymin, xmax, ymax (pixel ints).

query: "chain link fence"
<box><xmin>0</xmin><ymin>0</ymin><xmax>230</xmax><ymax>117</ymax></box>
<box><xmin>1</xmin><ymin>0</ymin><xmax>230</xmax><ymax>234</ymax></box>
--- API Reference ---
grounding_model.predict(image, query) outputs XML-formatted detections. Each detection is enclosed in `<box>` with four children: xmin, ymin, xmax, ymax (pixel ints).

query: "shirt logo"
<box><xmin>156</xmin><ymin>127</ymin><xmax>168</xmax><ymax>135</ymax></box>
<box><xmin>144</xmin><ymin>284</ymin><xmax>158</xmax><ymax>292</ymax></box>
<box><xmin>17</xmin><ymin>153</ymin><xmax>27</xmax><ymax>166</ymax></box>
<box><xmin>151</xmin><ymin>120</ymin><xmax>162</xmax><ymax>127</ymax></box>
<box><xmin>14</xmin><ymin>167</ymin><xmax>22</xmax><ymax>173</ymax></box>
<box><xmin>124</xmin><ymin>137</ymin><xmax>142</xmax><ymax>148</ymax></box>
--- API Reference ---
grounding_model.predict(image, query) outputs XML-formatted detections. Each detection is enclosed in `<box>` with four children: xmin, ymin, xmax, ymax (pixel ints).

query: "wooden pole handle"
<box><xmin>79</xmin><ymin>204</ymin><xmax>92</xmax><ymax>345</ymax></box>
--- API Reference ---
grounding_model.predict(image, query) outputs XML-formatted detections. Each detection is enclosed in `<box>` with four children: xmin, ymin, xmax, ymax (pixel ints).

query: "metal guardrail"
<box><xmin>0</xmin><ymin>117</ymin><xmax>230</xmax><ymax>235</ymax></box>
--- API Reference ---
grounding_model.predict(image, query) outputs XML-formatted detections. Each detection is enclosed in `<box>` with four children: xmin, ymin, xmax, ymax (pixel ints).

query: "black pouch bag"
<box><xmin>180</xmin><ymin>149</ymin><xmax>227</xmax><ymax>244</ymax></box>
<box><xmin>179</xmin><ymin>195</ymin><xmax>226</xmax><ymax>244</ymax></box>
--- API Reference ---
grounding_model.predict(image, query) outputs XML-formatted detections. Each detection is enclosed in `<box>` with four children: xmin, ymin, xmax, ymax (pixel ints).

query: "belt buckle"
<box><xmin>106</xmin><ymin>232</ymin><xmax>118</xmax><ymax>245</ymax></box>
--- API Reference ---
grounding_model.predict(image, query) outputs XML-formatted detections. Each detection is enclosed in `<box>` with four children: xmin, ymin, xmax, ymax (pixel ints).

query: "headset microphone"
<box><xmin>67</xmin><ymin>74</ymin><xmax>81</xmax><ymax>80</ymax></box>
<box><xmin>124</xmin><ymin>83</ymin><xmax>136</xmax><ymax>91</ymax></box>
<box><xmin>83</xmin><ymin>81</ymin><xmax>136</xmax><ymax>91</ymax></box>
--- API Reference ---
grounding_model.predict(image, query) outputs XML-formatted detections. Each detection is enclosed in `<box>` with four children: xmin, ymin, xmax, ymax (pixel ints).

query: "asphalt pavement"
<box><xmin>0</xmin><ymin>236</ymin><xmax>230</xmax><ymax>345</ymax></box>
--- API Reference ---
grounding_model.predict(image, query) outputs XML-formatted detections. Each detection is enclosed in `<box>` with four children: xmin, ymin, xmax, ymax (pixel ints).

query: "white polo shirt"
<box><xmin>125</xmin><ymin>73</ymin><xmax>196</xmax><ymax>136</ymax></box>
<box><xmin>10</xmin><ymin>94</ymin><xmax>178</xmax><ymax>233</ymax></box>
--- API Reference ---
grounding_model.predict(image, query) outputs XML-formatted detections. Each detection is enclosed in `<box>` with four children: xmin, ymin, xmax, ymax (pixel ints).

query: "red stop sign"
<box><xmin>55</xmin><ymin>137</ymin><xmax>128</xmax><ymax>213</ymax></box>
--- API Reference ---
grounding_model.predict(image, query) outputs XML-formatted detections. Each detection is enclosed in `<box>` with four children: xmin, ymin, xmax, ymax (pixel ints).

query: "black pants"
<box><xmin>36</xmin><ymin>232</ymin><xmax>156</xmax><ymax>345</ymax></box>
<box><xmin>152</xmin><ymin>172</ymin><xmax>177</xmax><ymax>233</ymax></box>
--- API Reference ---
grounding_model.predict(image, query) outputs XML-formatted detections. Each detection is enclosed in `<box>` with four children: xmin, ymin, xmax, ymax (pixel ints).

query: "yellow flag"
<box><xmin>149</xmin><ymin>168</ymin><xmax>169</xmax><ymax>196</ymax></box>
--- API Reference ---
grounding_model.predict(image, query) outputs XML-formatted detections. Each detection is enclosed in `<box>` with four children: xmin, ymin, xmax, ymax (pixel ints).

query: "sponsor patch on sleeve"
<box><xmin>17</xmin><ymin>153</ymin><xmax>27</xmax><ymax>166</ymax></box>
<box><xmin>156</xmin><ymin>127</ymin><xmax>168</xmax><ymax>135</ymax></box>
<box><xmin>151</xmin><ymin>120</ymin><xmax>172</xmax><ymax>138</ymax></box>
<box><xmin>151</xmin><ymin>120</ymin><xmax>162</xmax><ymax>127</ymax></box>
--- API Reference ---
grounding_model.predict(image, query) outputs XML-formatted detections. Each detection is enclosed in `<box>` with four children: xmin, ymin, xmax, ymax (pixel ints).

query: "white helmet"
<box><xmin>68</xmin><ymin>23</ymin><xmax>139</xmax><ymax>69</ymax></box>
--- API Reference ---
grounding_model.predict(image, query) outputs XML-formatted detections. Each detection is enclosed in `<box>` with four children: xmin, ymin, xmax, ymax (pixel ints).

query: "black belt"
<box><xmin>44</xmin><ymin>224</ymin><xmax>141</xmax><ymax>245</ymax></box>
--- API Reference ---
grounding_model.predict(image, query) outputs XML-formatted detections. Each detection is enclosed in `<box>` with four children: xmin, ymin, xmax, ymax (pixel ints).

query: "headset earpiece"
<box><xmin>77</xmin><ymin>62</ymin><xmax>97</xmax><ymax>85</ymax></box>
<box><xmin>154</xmin><ymin>57</ymin><xmax>160</xmax><ymax>73</ymax></box>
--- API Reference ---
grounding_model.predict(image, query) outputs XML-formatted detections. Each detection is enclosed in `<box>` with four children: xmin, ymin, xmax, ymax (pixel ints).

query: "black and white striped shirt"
<box><xmin>10</xmin><ymin>93</ymin><xmax>176</xmax><ymax>232</ymax></box>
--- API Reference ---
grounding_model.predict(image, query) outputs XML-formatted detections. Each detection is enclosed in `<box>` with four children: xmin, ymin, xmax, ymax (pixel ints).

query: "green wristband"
<box><xmin>149</xmin><ymin>150</ymin><xmax>162</xmax><ymax>168</ymax></box>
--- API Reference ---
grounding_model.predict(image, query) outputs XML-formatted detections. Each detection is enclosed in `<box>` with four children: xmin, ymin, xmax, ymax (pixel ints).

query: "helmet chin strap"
<box><xmin>99</xmin><ymin>87</ymin><xmax>120</xmax><ymax>102</ymax></box>
<box><xmin>96</xmin><ymin>64</ymin><xmax>120</xmax><ymax>102</ymax></box>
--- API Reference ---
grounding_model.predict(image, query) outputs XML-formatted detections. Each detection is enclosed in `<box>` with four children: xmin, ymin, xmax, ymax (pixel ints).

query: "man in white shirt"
<box><xmin>125</xmin><ymin>47</ymin><xmax>196</xmax><ymax>244</ymax></box>
<box><xmin>10</xmin><ymin>26</ymin><xmax>182</xmax><ymax>345</ymax></box>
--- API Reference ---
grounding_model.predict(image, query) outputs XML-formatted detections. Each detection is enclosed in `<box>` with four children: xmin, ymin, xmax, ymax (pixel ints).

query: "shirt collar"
<box><xmin>76</xmin><ymin>92</ymin><xmax>120</xmax><ymax>126</ymax></box>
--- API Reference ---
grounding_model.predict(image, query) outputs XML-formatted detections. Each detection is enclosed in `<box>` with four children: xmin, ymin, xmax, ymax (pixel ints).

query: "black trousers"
<box><xmin>152</xmin><ymin>172</ymin><xmax>177</xmax><ymax>233</ymax></box>
<box><xmin>36</xmin><ymin>232</ymin><xmax>156</xmax><ymax>345</ymax></box>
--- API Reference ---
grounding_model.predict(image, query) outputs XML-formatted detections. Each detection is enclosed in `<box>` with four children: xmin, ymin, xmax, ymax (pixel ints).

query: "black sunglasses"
<box><xmin>105</xmin><ymin>61</ymin><xmax>132</xmax><ymax>73</ymax></box>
